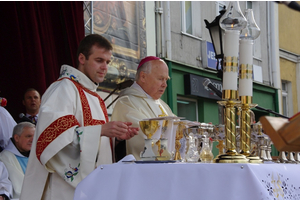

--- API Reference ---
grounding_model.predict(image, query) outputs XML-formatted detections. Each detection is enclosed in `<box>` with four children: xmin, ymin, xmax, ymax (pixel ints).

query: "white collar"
<box><xmin>131</xmin><ymin>81</ymin><xmax>152</xmax><ymax>99</ymax></box>
<box><xmin>4</xmin><ymin>139</ymin><xmax>25</xmax><ymax>157</ymax></box>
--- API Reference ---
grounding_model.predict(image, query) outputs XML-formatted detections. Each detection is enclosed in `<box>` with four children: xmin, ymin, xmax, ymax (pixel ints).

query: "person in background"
<box><xmin>111</xmin><ymin>56</ymin><xmax>176</xmax><ymax>161</ymax></box>
<box><xmin>0</xmin><ymin>122</ymin><xmax>35</xmax><ymax>199</ymax></box>
<box><xmin>0</xmin><ymin>97</ymin><xmax>17</xmax><ymax>151</ymax></box>
<box><xmin>20</xmin><ymin>34</ymin><xmax>139</xmax><ymax>200</ymax></box>
<box><xmin>0</xmin><ymin>161</ymin><xmax>13</xmax><ymax>200</ymax></box>
<box><xmin>19</xmin><ymin>88</ymin><xmax>41</xmax><ymax>125</ymax></box>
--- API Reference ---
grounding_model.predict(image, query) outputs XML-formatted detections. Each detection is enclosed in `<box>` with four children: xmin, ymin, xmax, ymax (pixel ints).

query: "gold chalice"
<box><xmin>139</xmin><ymin>120</ymin><xmax>160</xmax><ymax>160</ymax></box>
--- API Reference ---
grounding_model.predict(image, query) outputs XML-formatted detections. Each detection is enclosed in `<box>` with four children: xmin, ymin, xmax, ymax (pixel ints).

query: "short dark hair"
<box><xmin>23</xmin><ymin>88</ymin><xmax>40</xmax><ymax>100</ymax></box>
<box><xmin>76</xmin><ymin>34</ymin><xmax>113</xmax><ymax>66</ymax></box>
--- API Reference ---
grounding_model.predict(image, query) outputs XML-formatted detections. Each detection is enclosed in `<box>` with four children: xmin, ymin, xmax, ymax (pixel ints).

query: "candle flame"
<box><xmin>231</xmin><ymin>24</ymin><xmax>234</xmax><ymax>28</ymax></box>
<box><xmin>245</xmin><ymin>33</ymin><xmax>248</xmax><ymax>37</ymax></box>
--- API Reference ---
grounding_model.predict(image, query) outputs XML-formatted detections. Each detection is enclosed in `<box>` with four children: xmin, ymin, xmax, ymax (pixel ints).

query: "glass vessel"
<box><xmin>185</xmin><ymin>132</ymin><xmax>200</xmax><ymax>162</ymax></box>
<box><xmin>240</xmin><ymin>9</ymin><xmax>260</xmax><ymax>40</ymax></box>
<box><xmin>200</xmin><ymin>136</ymin><xmax>214</xmax><ymax>163</ymax></box>
<box><xmin>219</xmin><ymin>1</ymin><xmax>247</xmax><ymax>31</ymax></box>
<box><xmin>156</xmin><ymin>138</ymin><xmax>171</xmax><ymax>161</ymax></box>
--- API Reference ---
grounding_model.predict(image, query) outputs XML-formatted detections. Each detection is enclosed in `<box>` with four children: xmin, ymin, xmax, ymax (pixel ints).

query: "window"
<box><xmin>281</xmin><ymin>81</ymin><xmax>293</xmax><ymax>117</ymax></box>
<box><xmin>181</xmin><ymin>1</ymin><xmax>192</xmax><ymax>35</ymax></box>
<box><xmin>181</xmin><ymin>1</ymin><xmax>201</xmax><ymax>38</ymax></box>
<box><xmin>246</xmin><ymin>1</ymin><xmax>253</xmax><ymax>9</ymax></box>
<box><xmin>216</xmin><ymin>1</ymin><xmax>226</xmax><ymax>16</ymax></box>
<box><xmin>177</xmin><ymin>96</ymin><xmax>198</xmax><ymax>121</ymax></box>
<box><xmin>282</xmin><ymin>81</ymin><xmax>288</xmax><ymax>117</ymax></box>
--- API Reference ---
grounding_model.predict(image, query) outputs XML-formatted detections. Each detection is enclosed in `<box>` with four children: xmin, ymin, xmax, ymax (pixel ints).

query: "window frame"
<box><xmin>177</xmin><ymin>96</ymin><xmax>199</xmax><ymax>122</ymax></box>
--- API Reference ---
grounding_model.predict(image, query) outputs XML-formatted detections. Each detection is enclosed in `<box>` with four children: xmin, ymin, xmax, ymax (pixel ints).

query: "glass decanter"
<box><xmin>199</xmin><ymin>136</ymin><xmax>214</xmax><ymax>163</ymax></box>
<box><xmin>185</xmin><ymin>132</ymin><xmax>200</xmax><ymax>162</ymax></box>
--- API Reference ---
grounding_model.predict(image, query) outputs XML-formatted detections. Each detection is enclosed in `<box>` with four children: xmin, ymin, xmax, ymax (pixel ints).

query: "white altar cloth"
<box><xmin>74</xmin><ymin>162</ymin><xmax>300</xmax><ymax>200</ymax></box>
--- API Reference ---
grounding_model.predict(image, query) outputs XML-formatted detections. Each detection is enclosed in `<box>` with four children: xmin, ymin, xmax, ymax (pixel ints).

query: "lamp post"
<box><xmin>204</xmin><ymin>7</ymin><xmax>226</xmax><ymax>79</ymax></box>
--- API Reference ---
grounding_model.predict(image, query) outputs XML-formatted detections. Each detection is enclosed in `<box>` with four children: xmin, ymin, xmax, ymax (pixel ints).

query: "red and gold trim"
<box><xmin>36</xmin><ymin>115</ymin><xmax>80</xmax><ymax>162</ymax></box>
<box><xmin>66</xmin><ymin>78</ymin><xmax>109</xmax><ymax>125</ymax></box>
<box><xmin>36</xmin><ymin>78</ymin><xmax>112</xmax><ymax>163</ymax></box>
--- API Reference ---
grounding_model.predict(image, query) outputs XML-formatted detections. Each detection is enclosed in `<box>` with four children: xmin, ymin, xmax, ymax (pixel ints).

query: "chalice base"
<box><xmin>140</xmin><ymin>139</ymin><xmax>156</xmax><ymax>161</ymax></box>
<box><xmin>214</xmin><ymin>153</ymin><xmax>249</xmax><ymax>163</ymax></box>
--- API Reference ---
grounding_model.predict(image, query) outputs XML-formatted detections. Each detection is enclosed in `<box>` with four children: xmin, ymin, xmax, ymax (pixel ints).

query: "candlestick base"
<box><xmin>214</xmin><ymin>153</ymin><xmax>249</xmax><ymax>163</ymax></box>
<box><xmin>247</xmin><ymin>155</ymin><xmax>263</xmax><ymax>163</ymax></box>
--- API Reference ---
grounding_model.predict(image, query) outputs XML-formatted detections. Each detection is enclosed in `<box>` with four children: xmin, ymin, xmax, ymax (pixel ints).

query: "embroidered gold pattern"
<box><xmin>36</xmin><ymin>115</ymin><xmax>80</xmax><ymax>161</ymax></box>
<box><xmin>69</xmin><ymin>78</ymin><xmax>109</xmax><ymax>125</ymax></box>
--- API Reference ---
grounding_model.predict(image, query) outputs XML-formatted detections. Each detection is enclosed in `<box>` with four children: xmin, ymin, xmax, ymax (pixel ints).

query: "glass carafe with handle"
<box><xmin>200</xmin><ymin>135</ymin><xmax>214</xmax><ymax>163</ymax></box>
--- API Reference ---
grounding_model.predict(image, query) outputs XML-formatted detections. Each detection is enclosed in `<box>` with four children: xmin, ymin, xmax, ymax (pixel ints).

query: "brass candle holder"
<box><xmin>214</xmin><ymin>89</ymin><xmax>249</xmax><ymax>163</ymax></box>
<box><xmin>237</xmin><ymin>97</ymin><xmax>263</xmax><ymax>163</ymax></box>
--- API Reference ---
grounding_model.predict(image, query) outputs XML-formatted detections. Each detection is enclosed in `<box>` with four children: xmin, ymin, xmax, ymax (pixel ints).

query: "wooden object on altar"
<box><xmin>260</xmin><ymin>112</ymin><xmax>300</xmax><ymax>151</ymax></box>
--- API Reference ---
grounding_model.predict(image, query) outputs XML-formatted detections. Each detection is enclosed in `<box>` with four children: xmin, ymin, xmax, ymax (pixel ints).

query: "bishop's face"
<box><xmin>78</xmin><ymin>45</ymin><xmax>112</xmax><ymax>84</ymax></box>
<box><xmin>140</xmin><ymin>60</ymin><xmax>169</xmax><ymax>100</ymax></box>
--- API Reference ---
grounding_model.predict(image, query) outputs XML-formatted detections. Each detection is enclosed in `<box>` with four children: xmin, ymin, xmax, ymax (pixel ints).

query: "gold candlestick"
<box><xmin>239</xmin><ymin>99</ymin><xmax>252</xmax><ymax>156</ymax></box>
<box><xmin>224</xmin><ymin>100</ymin><xmax>237</xmax><ymax>155</ymax></box>
<box><xmin>214</xmin><ymin>91</ymin><xmax>249</xmax><ymax>163</ymax></box>
<box><xmin>238</xmin><ymin>97</ymin><xmax>263</xmax><ymax>163</ymax></box>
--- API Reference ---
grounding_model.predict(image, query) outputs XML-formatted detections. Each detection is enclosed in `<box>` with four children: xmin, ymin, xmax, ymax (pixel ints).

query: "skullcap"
<box><xmin>137</xmin><ymin>56</ymin><xmax>161</xmax><ymax>70</ymax></box>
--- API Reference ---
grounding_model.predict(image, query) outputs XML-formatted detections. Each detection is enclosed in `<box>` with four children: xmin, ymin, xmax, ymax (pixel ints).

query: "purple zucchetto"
<box><xmin>137</xmin><ymin>56</ymin><xmax>161</xmax><ymax>70</ymax></box>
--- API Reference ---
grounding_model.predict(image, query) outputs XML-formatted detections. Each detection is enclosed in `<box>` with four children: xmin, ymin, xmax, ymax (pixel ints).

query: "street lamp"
<box><xmin>204</xmin><ymin>7</ymin><xmax>226</xmax><ymax>79</ymax></box>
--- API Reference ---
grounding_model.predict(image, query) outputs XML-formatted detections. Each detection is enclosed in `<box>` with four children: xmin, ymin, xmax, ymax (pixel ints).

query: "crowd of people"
<box><xmin>0</xmin><ymin>34</ymin><xmax>175</xmax><ymax>200</ymax></box>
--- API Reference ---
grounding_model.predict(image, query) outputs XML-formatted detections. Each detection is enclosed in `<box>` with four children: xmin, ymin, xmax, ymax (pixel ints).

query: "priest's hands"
<box><xmin>101</xmin><ymin>121</ymin><xmax>139</xmax><ymax>140</ymax></box>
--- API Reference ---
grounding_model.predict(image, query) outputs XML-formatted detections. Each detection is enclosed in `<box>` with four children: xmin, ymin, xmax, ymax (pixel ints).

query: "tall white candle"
<box><xmin>239</xmin><ymin>39</ymin><xmax>253</xmax><ymax>97</ymax></box>
<box><xmin>223</xmin><ymin>30</ymin><xmax>240</xmax><ymax>91</ymax></box>
<box><xmin>224</xmin><ymin>30</ymin><xmax>240</xmax><ymax>58</ymax></box>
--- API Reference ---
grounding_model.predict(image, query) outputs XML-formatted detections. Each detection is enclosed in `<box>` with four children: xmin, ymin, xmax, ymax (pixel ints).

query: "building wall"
<box><xmin>279</xmin><ymin>3</ymin><xmax>300</xmax><ymax>54</ymax></box>
<box><xmin>164</xmin><ymin>1</ymin><xmax>279</xmax><ymax>116</ymax></box>
<box><xmin>279</xmin><ymin>58</ymin><xmax>298</xmax><ymax>114</ymax></box>
<box><xmin>169</xmin><ymin>2</ymin><xmax>202</xmax><ymax>68</ymax></box>
<box><xmin>278</xmin><ymin>2</ymin><xmax>300</xmax><ymax>116</ymax></box>
<box><xmin>168</xmin><ymin>2</ymin><xmax>271</xmax><ymax>85</ymax></box>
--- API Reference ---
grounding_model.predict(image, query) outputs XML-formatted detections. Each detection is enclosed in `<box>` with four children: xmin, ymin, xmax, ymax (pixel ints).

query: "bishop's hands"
<box><xmin>101</xmin><ymin>121</ymin><xmax>139</xmax><ymax>140</ymax></box>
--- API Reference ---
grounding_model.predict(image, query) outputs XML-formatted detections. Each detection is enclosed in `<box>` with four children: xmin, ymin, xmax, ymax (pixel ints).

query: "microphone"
<box><xmin>19</xmin><ymin>113</ymin><xmax>33</xmax><ymax>123</ymax></box>
<box><xmin>276</xmin><ymin>1</ymin><xmax>300</xmax><ymax>12</ymax></box>
<box><xmin>203</xmin><ymin>78</ymin><xmax>222</xmax><ymax>98</ymax></box>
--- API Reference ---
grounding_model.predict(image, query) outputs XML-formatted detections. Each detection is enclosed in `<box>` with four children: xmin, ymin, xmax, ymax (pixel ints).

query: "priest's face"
<box><xmin>23</xmin><ymin>90</ymin><xmax>41</xmax><ymax>115</ymax></box>
<box><xmin>78</xmin><ymin>45</ymin><xmax>112</xmax><ymax>84</ymax></box>
<box><xmin>14</xmin><ymin>126</ymin><xmax>35</xmax><ymax>153</ymax></box>
<box><xmin>140</xmin><ymin>60</ymin><xmax>169</xmax><ymax>100</ymax></box>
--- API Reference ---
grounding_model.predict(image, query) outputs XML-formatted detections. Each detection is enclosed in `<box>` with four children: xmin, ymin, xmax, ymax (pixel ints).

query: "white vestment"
<box><xmin>111</xmin><ymin>82</ymin><xmax>175</xmax><ymax>160</ymax></box>
<box><xmin>0</xmin><ymin>139</ymin><xmax>27</xmax><ymax>199</ymax></box>
<box><xmin>0</xmin><ymin>161</ymin><xmax>13</xmax><ymax>199</ymax></box>
<box><xmin>0</xmin><ymin>106</ymin><xmax>16</xmax><ymax>150</ymax></box>
<box><xmin>20</xmin><ymin>65</ymin><xmax>112</xmax><ymax>200</ymax></box>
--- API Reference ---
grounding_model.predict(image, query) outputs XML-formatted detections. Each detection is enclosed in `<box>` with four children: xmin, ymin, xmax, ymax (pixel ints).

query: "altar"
<box><xmin>74</xmin><ymin>162</ymin><xmax>300</xmax><ymax>200</ymax></box>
